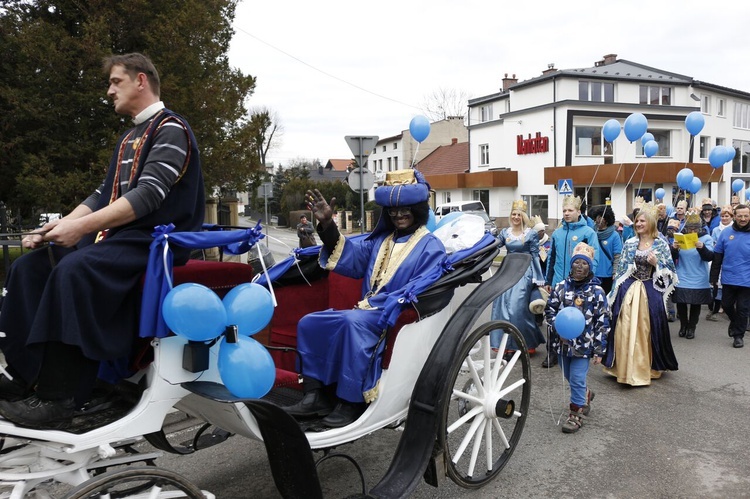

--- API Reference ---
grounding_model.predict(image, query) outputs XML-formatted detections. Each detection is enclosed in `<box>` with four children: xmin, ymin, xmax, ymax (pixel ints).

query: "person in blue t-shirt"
<box><xmin>587</xmin><ymin>205</ymin><xmax>622</xmax><ymax>294</ymax></box>
<box><xmin>709</xmin><ymin>204</ymin><xmax>750</xmax><ymax>349</ymax></box>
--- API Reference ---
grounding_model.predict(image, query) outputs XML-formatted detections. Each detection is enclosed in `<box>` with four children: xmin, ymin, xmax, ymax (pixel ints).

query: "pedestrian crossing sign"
<box><xmin>558</xmin><ymin>179</ymin><xmax>574</xmax><ymax>195</ymax></box>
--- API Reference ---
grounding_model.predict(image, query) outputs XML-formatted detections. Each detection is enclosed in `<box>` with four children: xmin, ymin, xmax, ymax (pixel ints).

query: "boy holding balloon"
<box><xmin>544</xmin><ymin>243</ymin><xmax>609</xmax><ymax>433</ymax></box>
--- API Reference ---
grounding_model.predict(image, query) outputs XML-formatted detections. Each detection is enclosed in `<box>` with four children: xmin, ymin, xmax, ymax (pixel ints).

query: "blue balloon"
<box><xmin>409</xmin><ymin>115</ymin><xmax>431</xmax><ymax>143</ymax></box>
<box><xmin>641</xmin><ymin>132</ymin><xmax>655</xmax><ymax>146</ymax></box>
<box><xmin>624</xmin><ymin>113</ymin><xmax>648</xmax><ymax>142</ymax></box>
<box><xmin>223</xmin><ymin>283</ymin><xmax>274</xmax><ymax>336</ymax></box>
<box><xmin>676</xmin><ymin>168</ymin><xmax>694</xmax><ymax>190</ymax></box>
<box><xmin>644</xmin><ymin>140</ymin><xmax>658</xmax><ymax>158</ymax></box>
<box><xmin>602</xmin><ymin>119</ymin><xmax>621</xmax><ymax>143</ymax></box>
<box><xmin>685</xmin><ymin>111</ymin><xmax>705</xmax><ymax>136</ymax></box>
<box><xmin>218</xmin><ymin>336</ymin><xmax>276</xmax><ymax>399</ymax></box>
<box><xmin>724</xmin><ymin>145</ymin><xmax>736</xmax><ymax>163</ymax></box>
<box><xmin>655</xmin><ymin>188</ymin><xmax>665</xmax><ymax>200</ymax></box>
<box><xmin>689</xmin><ymin>177</ymin><xmax>702</xmax><ymax>195</ymax></box>
<box><xmin>162</xmin><ymin>283</ymin><xmax>227</xmax><ymax>341</ymax></box>
<box><xmin>555</xmin><ymin>307</ymin><xmax>586</xmax><ymax>340</ymax></box>
<box><xmin>436</xmin><ymin>211</ymin><xmax>463</xmax><ymax>229</ymax></box>
<box><xmin>709</xmin><ymin>147</ymin><xmax>726</xmax><ymax>168</ymax></box>
<box><xmin>732</xmin><ymin>179</ymin><xmax>744</xmax><ymax>193</ymax></box>
<box><xmin>426</xmin><ymin>209</ymin><xmax>437</xmax><ymax>231</ymax></box>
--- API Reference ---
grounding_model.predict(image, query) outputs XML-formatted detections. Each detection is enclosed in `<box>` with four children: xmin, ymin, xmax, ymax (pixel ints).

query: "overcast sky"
<box><xmin>228</xmin><ymin>0</ymin><xmax>749</xmax><ymax>167</ymax></box>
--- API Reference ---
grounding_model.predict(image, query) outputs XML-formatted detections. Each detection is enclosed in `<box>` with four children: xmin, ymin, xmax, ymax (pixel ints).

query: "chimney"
<box><xmin>595</xmin><ymin>54</ymin><xmax>618</xmax><ymax>67</ymax></box>
<box><xmin>542</xmin><ymin>62</ymin><xmax>557</xmax><ymax>76</ymax></box>
<box><xmin>502</xmin><ymin>73</ymin><xmax>518</xmax><ymax>92</ymax></box>
<box><xmin>451</xmin><ymin>138</ymin><xmax>458</xmax><ymax>145</ymax></box>
<box><xmin>318</xmin><ymin>165</ymin><xmax>324</xmax><ymax>175</ymax></box>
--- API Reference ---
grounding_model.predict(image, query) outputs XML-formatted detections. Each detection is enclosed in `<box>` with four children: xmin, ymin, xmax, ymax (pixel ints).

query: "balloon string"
<box><xmin>411</xmin><ymin>142</ymin><xmax>421</xmax><ymax>169</ymax></box>
<box><xmin>256</xmin><ymin>243</ymin><xmax>277</xmax><ymax>307</ymax></box>
<box><xmin>584</xmin><ymin>163</ymin><xmax>602</xmax><ymax>202</ymax></box>
<box><xmin>636</xmin><ymin>160</ymin><xmax>648</xmax><ymax>196</ymax></box>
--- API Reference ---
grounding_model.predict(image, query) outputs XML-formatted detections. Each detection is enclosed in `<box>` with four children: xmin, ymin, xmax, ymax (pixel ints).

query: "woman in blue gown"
<box><xmin>490</xmin><ymin>200</ymin><xmax>546</xmax><ymax>353</ymax></box>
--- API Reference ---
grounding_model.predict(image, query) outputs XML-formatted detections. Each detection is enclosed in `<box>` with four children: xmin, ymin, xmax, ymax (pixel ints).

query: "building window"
<box><xmin>523</xmin><ymin>195</ymin><xmax>549</xmax><ymax>224</ymax></box>
<box><xmin>701</xmin><ymin>95</ymin><xmax>711</xmax><ymax>114</ymax></box>
<box><xmin>441</xmin><ymin>192</ymin><xmax>451</xmax><ymax>204</ymax></box>
<box><xmin>387</xmin><ymin>157</ymin><xmax>392</xmax><ymax>171</ymax></box>
<box><xmin>639</xmin><ymin>85</ymin><xmax>672</xmax><ymax>105</ymax></box>
<box><xmin>472</xmin><ymin>190</ymin><xmax>489</xmax><ymax>213</ymax></box>
<box><xmin>718</xmin><ymin>98</ymin><xmax>726</xmax><ymax>117</ymax></box>
<box><xmin>575</xmin><ymin>126</ymin><xmax>613</xmax><ymax>157</ymax></box>
<box><xmin>733</xmin><ymin>141</ymin><xmax>749</xmax><ymax>174</ymax></box>
<box><xmin>479</xmin><ymin>104</ymin><xmax>493</xmax><ymax>123</ymax></box>
<box><xmin>734</xmin><ymin>102</ymin><xmax>750</xmax><ymax>129</ymax></box>
<box><xmin>393</xmin><ymin>157</ymin><xmax>398</xmax><ymax>170</ymax></box>
<box><xmin>393</xmin><ymin>142</ymin><xmax>398</xmax><ymax>149</ymax></box>
<box><xmin>699</xmin><ymin>136</ymin><xmax>709</xmax><ymax>159</ymax></box>
<box><xmin>716</xmin><ymin>138</ymin><xmax>725</xmax><ymax>147</ymax></box>
<box><xmin>578</xmin><ymin>81</ymin><xmax>615</xmax><ymax>102</ymax></box>
<box><xmin>479</xmin><ymin>144</ymin><xmax>490</xmax><ymax>166</ymax></box>
<box><xmin>382</xmin><ymin>145</ymin><xmax>386</xmax><ymax>152</ymax></box>
<box><xmin>636</xmin><ymin>129</ymin><xmax>671</xmax><ymax>157</ymax></box>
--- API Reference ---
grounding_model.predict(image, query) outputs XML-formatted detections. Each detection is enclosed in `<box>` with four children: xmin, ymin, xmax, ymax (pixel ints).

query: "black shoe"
<box><xmin>0</xmin><ymin>374</ymin><xmax>33</xmax><ymax>402</ymax></box>
<box><xmin>678</xmin><ymin>326</ymin><xmax>686</xmax><ymax>338</ymax></box>
<box><xmin>541</xmin><ymin>355</ymin><xmax>558</xmax><ymax>368</ymax></box>
<box><xmin>320</xmin><ymin>401</ymin><xmax>367</xmax><ymax>428</ymax></box>
<box><xmin>686</xmin><ymin>328</ymin><xmax>695</xmax><ymax>339</ymax></box>
<box><xmin>0</xmin><ymin>395</ymin><xmax>75</xmax><ymax>430</ymax></box>
<box><xmin>733</xmin><ymin>336</ymin><xmax>744</xmax><ymax>348</ymax></box>
<box><xmin>283</xmin><ymin>389</ymin><xmax>334</xmax><ymax>419</ymax></box>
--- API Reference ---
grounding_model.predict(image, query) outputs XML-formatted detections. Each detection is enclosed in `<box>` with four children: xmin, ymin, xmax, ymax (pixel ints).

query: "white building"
<box><xmin>368</xmin><ymin>116</ymin><xmax>468</xmax><ymax>186</ymax></box>
<box><xmin>426</xmin><ymin>54</ymin><xmax>750</xmax><ymax>225</ymax></box>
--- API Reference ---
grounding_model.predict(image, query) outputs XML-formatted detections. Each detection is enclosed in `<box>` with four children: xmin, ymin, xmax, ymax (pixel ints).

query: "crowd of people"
<box><xmin>498</xmin><ymin>194</ymin><xmax>750</xmax><ymax>434</ymax></box>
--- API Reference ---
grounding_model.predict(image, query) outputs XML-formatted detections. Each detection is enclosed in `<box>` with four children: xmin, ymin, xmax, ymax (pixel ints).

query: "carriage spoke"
<box><xmin>452</xmin><ymin>389</ymin><xmax>483</xmax><ymax>406</ymax></box>
<box><xmin>465</xmin><ymin>355</ymin><xmax>487</xmax><ymax>399</ymax></box>
<box><xmin>451</xmin><ymin>411</ymin><xmax>484</xmax><ymax>464</ymax></box>
<box><xmin>447</xmin><ymin>405</ymin><xmax>483</xmax><ymax>434</ymax></box>
<box><xmin>492</xmin><ymin>418</ymin><xmax>511</xmax><ymax>449</ymax></box>
<box><xmin>485</xmin><ymin>417</ymin><xmax>494</xmax><ymax>471</ymax></box>
<box><xmin>497</xmin><ymin>378</ymin><xmax>526</xmax><ymax>399</ymax></box>
<box><xmin>467</xmin><ymin>419</ymin><xmax>487</xmax><ymax>478</ymax></box>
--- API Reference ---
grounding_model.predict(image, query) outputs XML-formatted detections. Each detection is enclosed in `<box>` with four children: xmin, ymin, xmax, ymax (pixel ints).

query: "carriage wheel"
<box><xmin>63</xmin><ymin>466</ymin><xmax>207</xmax><ymax>499</ymax></box>
<box><xmin>439</xmin><ymin>320</ymin><xmax>531</xmax><ymax>488</ymax></box>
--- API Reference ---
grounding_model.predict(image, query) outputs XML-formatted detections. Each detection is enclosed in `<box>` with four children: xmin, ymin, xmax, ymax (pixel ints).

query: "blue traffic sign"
<box><xmin>558</xmin><ymin>179</ymin><xmax>574</xmax><ymax>195</ymax></box>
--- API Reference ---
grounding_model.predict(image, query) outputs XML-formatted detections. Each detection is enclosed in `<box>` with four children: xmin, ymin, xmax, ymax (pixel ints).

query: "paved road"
<box><xmin>148</xmin><ymin>269</ymin><xmax>750</xmax><ymax>498</ymax></box>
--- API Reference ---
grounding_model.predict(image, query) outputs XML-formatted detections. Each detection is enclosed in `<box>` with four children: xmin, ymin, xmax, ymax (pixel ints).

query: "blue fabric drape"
<box><xmin>140</xmin><ymin>222</ymin><xmax>265</xmax><ymax>338</ymax></box>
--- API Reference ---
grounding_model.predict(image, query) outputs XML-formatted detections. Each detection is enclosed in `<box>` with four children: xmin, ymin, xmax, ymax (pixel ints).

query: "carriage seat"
<box><xmin>170</xmin><ymin>259</ymin><xmax>254</xmax><ymax>298</ymax></box>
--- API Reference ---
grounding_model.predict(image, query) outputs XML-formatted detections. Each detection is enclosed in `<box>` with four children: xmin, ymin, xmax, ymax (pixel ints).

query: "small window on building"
<box><xmin>639</xmin><ymin>85</ymin><xmax>672</xmax><ymax>105</ymax></box>
<box><xmin>575</xmin><ymin>126</ymin><xmax>613</xmax><ymax>157</ymax></box>
<box><xmin>393</xmin><ymin>142</ymin><xmax>398</xmax><ymax>149</ymax></box>
<box><xmin>387</xmin><ymin>157</ymin><xmax>392</xmax><ymax>171</ymax></box>
<box><xmin>699</xmin><ymin>136</ymin><xmax>709</xmax><ymax>159</ymax></box>
<box><xmin>479</xmin><ymin>144</ymin><xmax>490</xmax><ymax>166</ymax></box>
<box><xmin>718</xmin><ymin>98</ymin><xmax>726</xmax><ymax>117</ymax></box>
<box><xmin>393</xmin><ymin>157</ymin><xmax>398</xmax><ymax>170</ymax></box>
<box><xmin>382</xmin><ymin>145</ymin><xmax>386</xmax><ymax>152</ymax></box>
<box><xmin>480</xmin><ymin>104</ymin><xmax>493</xmax><ymax>123</ymax></box>
<box><xmin>702</xmin><ymin>95</ymin><xmax>711</xmax><ymax>114</ymax></box>
<box><xmin>636</xmin><ymin>129</ymin><xmax>671</xmax><ymax>157</ymax></box>
<box><xmin>579</xmin><ymin>81</ymin><xmax>615</xmax><ymax>102</ymax></box>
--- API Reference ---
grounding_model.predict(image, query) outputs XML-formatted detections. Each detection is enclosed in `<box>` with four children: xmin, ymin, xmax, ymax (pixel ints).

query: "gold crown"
<box><xmin>511</xmin><ymin>199</ymin><xmax>527</xmax><ymax>212</ymax></box>
<box><xmin>685</xmin><ymin>210</ymin><xmax>702</xmax><ymax>227</ymax></box>
<box><xmin>633</xmin><ymin>196</ymin><xmax>645</xmax><ymax>210</ymax></box>
<box><xmin>667</xmin><ymin>219</ymin><xmax>680</xmax><ymax>229</ymax></box>
<box><xmin>701</xmin><ymin>198</ymin><xmax>714</xmax><ymax>207</ymax></box>
<box><xmin>384</xmin><ymin>169</ymin><xmax>416</xmax><ymax>186</ymax></box>
<box><xmin>676</xmin><ymin>199</ymin><xmax>688</xmax><ymax>209</ymax></box>
<box><xmin>530</xmin><ymin>214</ymin><xmax>544</xmax><ymax>228</ymax></box>
<box><xmin>562</xmin><ymin>195</ymin><xmax>581</xmax><ymax>210</ymax></box>
<box><xmin>721</xmin><ymin>204</ymin><xmax>734</xmax><ymax>215</ymax></box>
<box><xmin>637</xmin><ymin>201</ymin><xmax>659</xmax><ymax>219</ymax></box>
<box><xmin>572</xmin><ymin>242</ymin><xmax>595</xmax><ymax>261</ymax></box>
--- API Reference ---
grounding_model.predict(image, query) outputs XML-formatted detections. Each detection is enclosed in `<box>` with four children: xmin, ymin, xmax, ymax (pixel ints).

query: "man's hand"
<box><xmin>43</xmin><ymin>218</ymin><xmax>87</xmax><ymax>247</ymax></box>
<box><xmin>306</xmin><ymin>189</ymin><xmax>336</xmax><ymax>229</ymax></box>
<box><xmin>592</xmin><ymin>356</ymin><xmax>602</xmax><ymax>365</ymax></box>
<box><xmin>22</xmin><ymin>231</ymin><xmax>47</xmax><ymax>249</ymax></box>
<box><xmin>695</xmin><ymin>240</ymin><xmax>704</xmax><ymax>249</ymax></box>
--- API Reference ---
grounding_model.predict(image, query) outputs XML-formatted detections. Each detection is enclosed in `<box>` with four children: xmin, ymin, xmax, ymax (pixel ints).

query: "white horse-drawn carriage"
<box><xmin>0</xmin><ymin>224</ymin><xmax>532</xmax><ymax>498</ymax></box>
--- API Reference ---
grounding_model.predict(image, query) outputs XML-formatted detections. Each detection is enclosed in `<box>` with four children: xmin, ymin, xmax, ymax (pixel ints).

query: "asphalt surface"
<box><xmin>147</xmin><ymin>245</ymin><xmax>750</xmax><ymax>498</ymax></box>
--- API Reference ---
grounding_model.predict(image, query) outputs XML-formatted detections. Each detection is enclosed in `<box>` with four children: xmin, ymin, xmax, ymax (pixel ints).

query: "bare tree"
<box><xmin>249</xmin><ymin>106</ymin><xmax>284</xmax><ymax>168</ymax></box>
<box><xmin>420</xmin><ymin>87</ymin><xmax>471</xmax><ymax>122</ymax></box>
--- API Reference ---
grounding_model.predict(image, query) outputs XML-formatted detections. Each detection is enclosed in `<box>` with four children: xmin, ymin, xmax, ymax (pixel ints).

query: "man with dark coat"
<box><xmin>0</xmin><ymin>53</ymin><xmax>204</xmax><ymax>429</ymax></box>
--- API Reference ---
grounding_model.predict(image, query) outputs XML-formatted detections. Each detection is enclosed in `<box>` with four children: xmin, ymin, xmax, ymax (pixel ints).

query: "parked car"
<box><xmin>435</xmin><ymin>201</ymin><xmax>497</xmax><ymax>236</ymax></box>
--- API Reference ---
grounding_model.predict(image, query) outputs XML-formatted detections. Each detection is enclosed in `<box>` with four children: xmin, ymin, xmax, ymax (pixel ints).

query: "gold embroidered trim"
<box><xmin>321</xmin><ymin>232</ymin><xmax>347</xmax><ymax>270</ymax></box>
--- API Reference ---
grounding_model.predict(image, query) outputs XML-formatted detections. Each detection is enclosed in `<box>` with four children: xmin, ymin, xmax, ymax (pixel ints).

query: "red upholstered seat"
<box><xmin>172</xmin><ymin>259</ymin><xmax>254</xmax><ymax>298</ymax></box>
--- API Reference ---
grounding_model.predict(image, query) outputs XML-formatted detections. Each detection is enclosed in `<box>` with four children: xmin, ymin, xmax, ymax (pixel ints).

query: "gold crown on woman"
<box><xmin>562</xmin><ymin>195</ymin><xmax>581</xmax><ymax>209</ymax></box>
<box><xmin>638</xmin><ymin>201</ymin><xmax>659</xmax><ymax>218</ymax></box>
<box><xmin>511</xmin><ymin>199</ymin><xmax>527</xmax><ymax>212</ymax></box>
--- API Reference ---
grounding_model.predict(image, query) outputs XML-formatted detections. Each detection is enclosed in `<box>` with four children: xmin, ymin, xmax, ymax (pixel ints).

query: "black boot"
<box><xmin>320</xmin><ymin>400</ymin><xmax>367</xmax><ymax>428</ymax></box>
<box><xmin>686</xmin><ymin>327</ymin><xmax>695</xmax><ymax>339</ymax></box>
<box><xmin>678</xmin><ymin>325</ymin><xmax>687</xmax><ymax>337</ymax></box>
<box><xmin>283</xmin><ymin>379</ymin><xmax>334</xmax><ymax>419</ymax></box>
